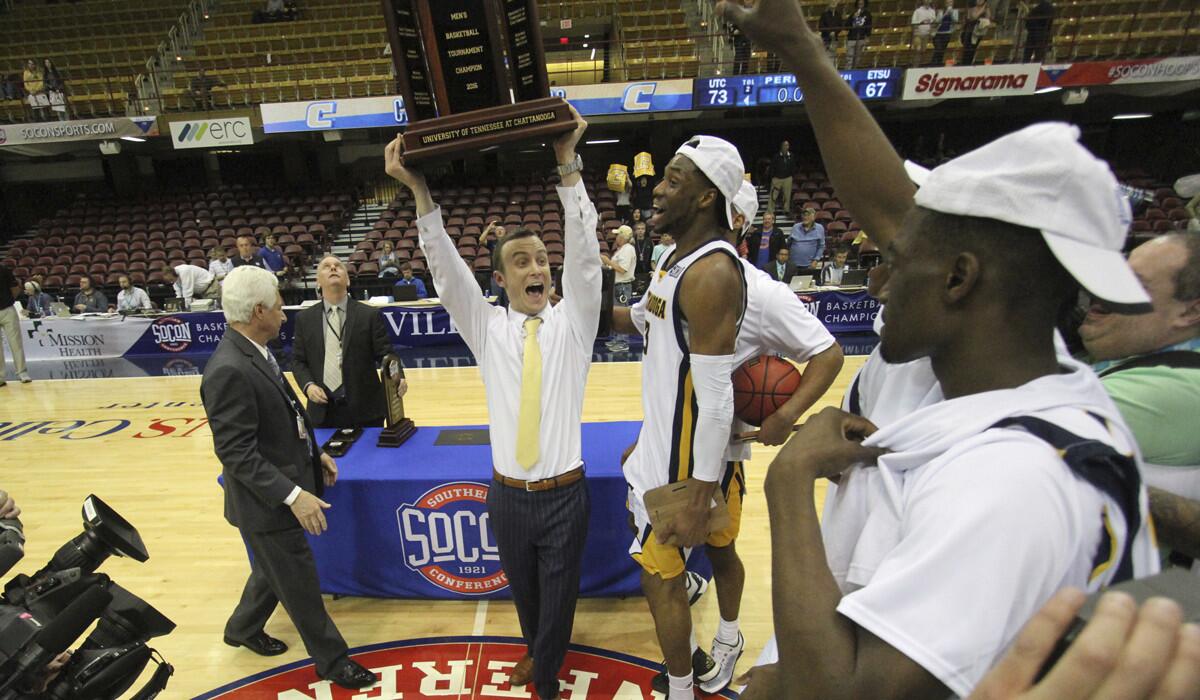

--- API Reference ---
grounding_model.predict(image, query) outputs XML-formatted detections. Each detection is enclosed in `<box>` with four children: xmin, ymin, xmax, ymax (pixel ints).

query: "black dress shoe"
<box><xmin>320</xmin><ymin>658</ymin><xmax>377</xmax><ymax>690</ymax></box>
<box><xmin>223</xmin><ymin>631</ymin><xmax>288</xmax><ymax>656</ymax></box>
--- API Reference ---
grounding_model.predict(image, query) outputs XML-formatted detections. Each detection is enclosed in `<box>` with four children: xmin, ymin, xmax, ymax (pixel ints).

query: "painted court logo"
<box><xmin>151</xmin><ymin>317</ymin><xmax>192</xmax><ymax>352</ymax></box>
<box><xmin>397</xmin><ymin>482</ymin><xmax>507</xmax><ymax>595</ymax></box>
<box><xmin>195</xmin><ymin>637</ymin><xmax>740</xmax><ymax>699</ymax></box>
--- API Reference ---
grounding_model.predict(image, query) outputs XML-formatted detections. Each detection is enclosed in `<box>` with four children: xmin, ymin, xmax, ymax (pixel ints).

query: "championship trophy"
<box><xmin>378</xmin><ymin>353</ymin><xmax>417</xmax><ymax>447</ymax></box>
<box><xmin>383</xmin><ymin>0</ymin><xmax>576</xmax><ymax>161</ymax></box>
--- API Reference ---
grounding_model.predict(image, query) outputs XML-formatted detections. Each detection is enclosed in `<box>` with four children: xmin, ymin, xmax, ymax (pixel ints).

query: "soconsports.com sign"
<box><xmin>903</xmin><ymin>64</ymin><xmax>1040</xmax><ymax>100</ymax></box>
<box><xmin>0</xmin><ymin>116</ymin><xmax>159</xmax><ymax>147</ymax></box>
<box><xmin>168</xmin><ymin>117</ymin><xmax>254</xmax><ymax>149</ymax></box>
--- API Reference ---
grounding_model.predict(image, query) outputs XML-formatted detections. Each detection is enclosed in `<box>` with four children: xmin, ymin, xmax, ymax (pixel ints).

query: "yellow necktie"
<box><xmin>516</xmin><ymin>316</ymin><xmax>543</xmax><ymax>469</ymax></box>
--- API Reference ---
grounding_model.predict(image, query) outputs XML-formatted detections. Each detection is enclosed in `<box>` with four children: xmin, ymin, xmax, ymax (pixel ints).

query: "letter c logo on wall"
<box><xmin>168</xmin><ymin>117</ymin><xmax>254</xmax><ymax>149</ymax></box>
<box><xmin>623</xmin><ymin>82</ymin><xmax>658</xmax><ymax>111</ymax></box>
<box><xmin>396</xmin><ymin>482</ymin><xmax>508</xmax><ymax>595</ymax></box>
<box><xmin>306</xmin><ymin>101</ymin><xmax>337</xmax><ymax>128</ymax></box>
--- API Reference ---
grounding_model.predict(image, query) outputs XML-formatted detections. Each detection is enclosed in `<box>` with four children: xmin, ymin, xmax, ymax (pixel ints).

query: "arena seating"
<box><xmin>0</xmin><ymin>0</ymin><xmax>192</xmax><ymax>122</ymax></box>
<box><xmin>1</xmin><ymin>185</ymin><xmax>354</xmax><ymax>293</ymax></box>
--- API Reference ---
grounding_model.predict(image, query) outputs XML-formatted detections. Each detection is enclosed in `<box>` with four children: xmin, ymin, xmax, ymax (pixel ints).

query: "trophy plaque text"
<box><xmin>383</xmin><ymin>0</ymin><xmax>575</xmax><ymax>160</ymax></box>
<box><xmin>378</xmin><ymin>354</ymin><xmax>417</xmax><ymax>448</ymax></box>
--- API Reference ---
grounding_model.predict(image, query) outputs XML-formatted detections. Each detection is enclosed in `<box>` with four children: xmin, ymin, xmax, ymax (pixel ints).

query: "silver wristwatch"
<box><xmin>557</xmin><ymin>154</ymin><xmax>583</xmax><ymax>177</ymax></box>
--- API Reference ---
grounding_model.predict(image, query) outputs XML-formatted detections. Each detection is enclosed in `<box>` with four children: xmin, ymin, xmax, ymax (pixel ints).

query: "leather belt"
<box><xmin>493</xmin><ymin>466</ymin><xmax>584</xmax><ymax>492</ymax></box>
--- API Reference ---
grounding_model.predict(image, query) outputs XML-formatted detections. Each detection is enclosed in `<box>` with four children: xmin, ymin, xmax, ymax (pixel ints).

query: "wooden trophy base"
<box><xmin>402</xmin><ymin>97</ymin><xmax>575</xmax><ymax>162</ymax></box>
<box><xmin>378</xmin><ymin>419</ymin><xmax>418</xmax><ymax>448</ymax></box>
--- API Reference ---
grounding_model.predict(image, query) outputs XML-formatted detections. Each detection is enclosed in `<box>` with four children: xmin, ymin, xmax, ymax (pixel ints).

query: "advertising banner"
<box><xmin>903</xmin><ymin>63</ymin><xmax>1041</xmax><ymax>100</ymax></box>
<box><xmin>550</xmin><ymin>79</ymin><xmax>694</xmax><ymax>116</ymax></box>
<box><xmin>0</xmin><ymin>116</ymin><xmax>159</xmax><ymax>147</ymax></box>
<box><xmin>1039</xmin><ymin>56</ymin><xmax>1200</xmax><ymax>88</ymax></box>
<box><xmin>260</xmin><ymin>95</ymin><xmax>410</xmax><ymax>133</ymax></box>
<box><xmin>169</xmin><ymin>116</ymin><xmax>255</xmax><ymax>149</ymax></box>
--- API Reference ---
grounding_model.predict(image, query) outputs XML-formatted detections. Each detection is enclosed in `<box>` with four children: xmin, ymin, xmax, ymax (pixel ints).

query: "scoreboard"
<box><xmin>692</xmin><ymin>69</ymin><xmax>901</xmax><ymax>109</ymax></box>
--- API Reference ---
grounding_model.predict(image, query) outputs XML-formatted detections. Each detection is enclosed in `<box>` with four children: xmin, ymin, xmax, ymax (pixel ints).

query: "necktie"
<box><xmin>324</xmin><ymin>306</ymin><xmax>343</xmax><ymax>392</ymax></box>
<box><xmin>516</xmin><ymin>317</ymin><xmax>543</xmax><ymax>470</ymax></box>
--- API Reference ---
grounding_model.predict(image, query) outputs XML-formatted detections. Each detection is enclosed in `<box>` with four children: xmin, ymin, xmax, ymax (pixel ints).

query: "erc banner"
<box><xmin>550</xmin><ymin>79</ymin><xmax>693</xmax><ymax>116</ymax></box>
<box><xmin>1039</xmin><ymin>56</ymin><xmax>1200</xmax><ymax>88</ymax></box>
<box><xmin>0</xmin><ymin>116</ymin><xmax>158</xmax><ymax>148</ymax></box>
<box><xmin>903</xmin><ymin>63</ymin><xmax>1040</xmax><ymax>100</ymax></box>
<box><xmin>169</xmin><ymin>116</ymin><xmax>254</xmax><ymax>149</ymax></box>
<box><xmin>260</xmin><ymin>95</ymin><xmax>410</xmax><ymax>133</ymax></box>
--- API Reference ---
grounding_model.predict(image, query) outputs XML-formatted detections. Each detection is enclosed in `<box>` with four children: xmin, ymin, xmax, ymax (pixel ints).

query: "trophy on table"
<box><xmin>378</xmin><ymin>353</ymin><xmax>417</xmax><ymax>447</ymax></box>
<box><xmin>383</xmin><ymin>0</ymin><xmax>576</xmax><ymax>161</ymax></box>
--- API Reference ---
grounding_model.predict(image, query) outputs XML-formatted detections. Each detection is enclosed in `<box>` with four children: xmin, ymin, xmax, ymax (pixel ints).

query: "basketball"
<box><xmin>732</xmin><ymin>355</ymin><xmax>802</xmax><ymax>426</ymax></box>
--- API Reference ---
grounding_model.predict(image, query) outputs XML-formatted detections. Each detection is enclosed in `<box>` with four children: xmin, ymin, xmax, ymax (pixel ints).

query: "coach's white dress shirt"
<box><xmin>417</xmin><ymin>180</ymin><xmax>601</xmax><ymax>481</ymax></box>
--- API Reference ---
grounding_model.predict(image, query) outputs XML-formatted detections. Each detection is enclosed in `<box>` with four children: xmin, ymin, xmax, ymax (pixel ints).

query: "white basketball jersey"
<box><xmin>624</xmin><ymin>238</ymin><xmax>746</xmax><ymax>500</ymax></box>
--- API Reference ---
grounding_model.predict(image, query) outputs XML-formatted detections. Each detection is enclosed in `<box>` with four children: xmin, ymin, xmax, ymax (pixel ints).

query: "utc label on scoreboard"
<box><xmin>692</xmin><ymin>69</ymin><xmax>900</xmax><ymax>109</ymax></box>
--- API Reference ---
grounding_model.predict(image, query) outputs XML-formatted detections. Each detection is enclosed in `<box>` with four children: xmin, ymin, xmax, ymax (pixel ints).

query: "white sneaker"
<box><xmin>684</xmin><ymin>570</ymin><xmax>708</xmax><ymax>606</ymax></box>
<box><xmin>700</xmin><ymin>632</ymin><xmax>744</xmax><ymax>694</ymax></box>
<box><xmin>18</xmin><ymin>372</ymin><xmax>32</xmax><ymax>383</ymax></box>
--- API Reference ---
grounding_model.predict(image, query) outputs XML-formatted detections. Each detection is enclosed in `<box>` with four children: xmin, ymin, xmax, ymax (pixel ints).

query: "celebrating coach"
<box><xmin>201</xmin><ymin>266</ymin><xmax>375</xmax><ymax>690</ymax></box>
<box><xmin>292</xmin><ymin>256</ymin><xmax>394</xmax><ymax>429</ymax></box>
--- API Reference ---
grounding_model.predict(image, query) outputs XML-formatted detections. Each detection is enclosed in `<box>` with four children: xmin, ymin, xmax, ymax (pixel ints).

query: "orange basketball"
<box><xmin>732</xmin><ymin>355</ymin><xmax>802</xmax><ymax>426</ymax></box>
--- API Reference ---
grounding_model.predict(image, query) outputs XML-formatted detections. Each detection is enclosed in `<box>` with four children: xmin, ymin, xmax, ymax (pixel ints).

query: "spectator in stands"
<box><xmin>22</xmin><ymin>281</ymin><xmax>53</xmax><ymax>318</ymax></box>
<box><xmin>256</xmin><ymin>0</ymin><xmax>297</xmax><ymax>23</ymax></box>
<box><xmin>742</xmin><ymin>211</ymin><xmax>788</xmax><ymax>271</ymax></box>
<box><xmin>116</xmin><ymin>275</ymin><xmax>153</xmax><ymax>313</ymax></box>
<box><xmin>767</xmin><ymin>140</ymin><xmax>795</xmax><ymax>215</ymax></box>
<box><xmin>844</xmin><ymin>0</ymin><xmax>873</xmax><ymax>69</ymax></box>
<box><xmin>233</xmin><ymin>235</ymin><xmax>268</xmax><ymax>269</ymax></box>
<box><xmin>651</xmin><ymin>233</ymin><xmax>674</xmax><ymax>269</ymax></box>
<box><xmin>961</xmin><ymin>0</ymin><xmax>992</xmax><ymax>65</ymax></box>
<box><xmin>911</xmin><ymin>0</ymin><xmax>938</xmax><ymax>65</ymax></box>
<box><xmin>377</xmin><ymin>240</ymin><xmax>401</xmax><ymax>278</ymax></box>
<box><xmin>601</xmin><ymin>226</ymin><xmax>637</xmax><ymax>352</ymax></box>
<box><xmin>632</xmin><ymin>174</ymin><xmax>656</xmax><ymax>222</ymax></box>
<box><xmin>820</xmin><ymin>247</ymin><xmax>853</xmax><ymax>285</ymax></box>
<box><xmin>23</xmin><ymin>59</ymin><xmax>45</xmax><ymax>121</ymax></box>
<box><xmin>731</xmin><ymin>0</ymin><xmax>754</xmax><ymax>74</ymax></box>
<box><xmin>616</xmin><ymin>177</ymin><xmax>633</xmax><ymax>223</ymax></box>
<box><xmin>931</xmin><ymin>0</ymin><xmax>960</xmax><ymax>65</ymax></box>
<box><xmin>393</xmin><ymin>261</ymin><xmax>427</xmax><ymax>299</ymax></box>
<box><xmin>789</xmin><ymin>207</ymin><xmax>826</xmax><ymax>269</ymax></box>
<box><xmin>766</xmin><ymin>248</ymin><xmax>799</xmax><ymax>284</ymax></box>
<box><xmin>0</xmin><ymin>263</ymin><xmax>31</xmax><ymax>385</ymax></box>
<box><xmin>819</xmin><ymin>1</ymin><xmax>843</xmax><ymax>65</ymax></box>
<box><xmin>632</xmin><ymin>221</ymin><xmax>655</xmax><ymax>287</ymax></box>
<box><xmin>41</xmin><ymin>58</ymin><xmax>66</xmax><ymax>121</ymax></box>
<box><xmin>1</xmin><ymin>73</ymin><xmax>16</xmax><ymax>101</ymax></box>
<box><xmin>260</xmin><ymin>234</ymin><xmax>289</xmax><ymax>278</ymax></box>
<box><xmin>1078</xmin><ymin>233</ymin><xmax>1200</xmax><ymax>565</ymax></box>
<box><xmin>190</xmin><ymin>68</ymin><xmax>225</xmax><ymax>110</ymax></box>
<box><xmin>72</xmin><ymin>276</ymin><xmax>109</xmax><ymax>314</ymax></box>
<box><xmin>162</xmin><ymin>263</ymin><xmax>220</xmax><ymax>310</ymax></box>
<box><xmin>480</xmin><ymin>220</ymin><xmax>506</xmax><ymax>254</ymax></box>
<box><xmin>209</xmin><ymin>246</ymin><xmax>235</xmax><ymax>281</ymax></box>
<box><xmin>1020</xmin><ymin>0</ymin><xmax>1055</xmax><ymax>62</ymax></box>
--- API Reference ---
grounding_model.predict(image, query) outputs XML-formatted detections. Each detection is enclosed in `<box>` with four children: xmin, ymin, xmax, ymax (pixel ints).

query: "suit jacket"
<box><xmin>766</xmin><ymin>261</ymin><xmax>801</xmax><ymax>284</ymax></box>
<box><xmin>291</xmin><ymin>298</ymin><xmax>392</xmax><ymax>426</ymax></box>
<box><xmin>201</xmin><ymin>330</ymin><xmax>322</xmax><ymax>533</ymax></box>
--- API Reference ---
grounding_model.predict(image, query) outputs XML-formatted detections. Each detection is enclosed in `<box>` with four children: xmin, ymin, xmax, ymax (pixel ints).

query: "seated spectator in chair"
<box><xmin>651</xmin><ymin>233</ymin><xmax>674</xmax><ymax>269</ymax></box>
<box><xmin>766</xmin><ymin>248</ymin><xmax>800</xmax><ymax>284</ymax></box>
<box><xmin>72</xmin><ymin>276</ymin><xmax>109</xmax><ymax>314</ymax></box>
<box><xmin>1079</xmin><ymin>232</ymin><xmax>1200</xmax><ymax>569</ymax></box>
<box><xmin>377</xmin><ymin>240</ymin><xmax>401</xmax><ymax>278</ymax></box>
<box><xmin>393</xmin><ymin>261</ymin><xmax>427</xmax><ymax>299</ymax></box>
<box><xmin>189</xmin><ymin>69</ymin><xmax>225</xmax><ymax>110</ymax></box>
<box><xmin>22</xmin><ymin>281</ymin><xmax>54</xmax><ymax>318</ymax></box>
<box><xmin>208</xmin><ymin>246</ymin><xmax>234</xmax><ymax>281</ymax></box>
<box><xmin>260</xmin><ymin>234</ymin><xmax>289</xmax><ymax>278</ymax></box>
<box><xmin>820</xmin><ymin>247</ymin><xmax>853</xmax><ymax>285</ymax></box>
<box><xmin>116</xmin><ymin>275</ymin><xmax>153</xmax><ymax>313</ymax></box>
<box><xmin>232</xmin><ymin>235</ymin><xmax>268</xmax><ymax>269</ymax></box>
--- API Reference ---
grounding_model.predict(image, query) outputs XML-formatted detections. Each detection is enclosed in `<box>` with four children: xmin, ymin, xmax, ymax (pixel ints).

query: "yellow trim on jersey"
<box><xmin>675</xmin><ymin>370</ymin><xmax>695</xmax><ymax>484</ymax></box>
<box><xmin>1089</xmin><ymin>505</ymin><xmax>1118</xmax><ymax>584</ymax></box>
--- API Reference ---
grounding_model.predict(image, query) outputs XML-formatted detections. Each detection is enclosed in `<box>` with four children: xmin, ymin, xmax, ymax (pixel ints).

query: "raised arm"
<box><xmin>554</xmin><ymin>107</ymin><xmax>603</xmax><ymax>348</ymax></box>
<box><xmin>385</xmin><ymin>136</ymin><xmax>495</xmax><ymax>359</ymax></box>
<box><xmin>720</xmin><ymin>0</ymin><xmax>915</xmax><ymax>247</ymax></box>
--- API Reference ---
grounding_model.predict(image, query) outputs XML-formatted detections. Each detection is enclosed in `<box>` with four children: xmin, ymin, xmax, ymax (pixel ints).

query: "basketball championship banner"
<box><xmin>902</xmin><ymin>63</ymin><xmax>1040</xmax><ymax>100</ymax></box>
<box><xmin>1039</xmin><ymin>56</ymin><xmax>1200</xmax><ymax>88</ymax></box>
<box><xmin>0</xmin><ymin>116</ymin><xmax>159</xmax><ymax>147</ymax></box>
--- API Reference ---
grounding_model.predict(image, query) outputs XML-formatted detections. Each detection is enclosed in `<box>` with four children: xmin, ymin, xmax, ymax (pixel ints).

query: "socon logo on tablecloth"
<box><xmin>151</xmin><ymin>317</ymin><xmax>192</xmax><ymax>352</ymax></box>
<box><xmin>397</xmin><ymin>481</ymin><xmax>506</xmax><ymax>595</ymax></box>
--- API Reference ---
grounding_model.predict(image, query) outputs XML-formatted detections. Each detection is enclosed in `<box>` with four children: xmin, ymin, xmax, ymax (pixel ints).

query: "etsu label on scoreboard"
<box><xmin>396</xmin><ymin>481</ymin><xmax>507</xmax><ymax>595</ymax></box>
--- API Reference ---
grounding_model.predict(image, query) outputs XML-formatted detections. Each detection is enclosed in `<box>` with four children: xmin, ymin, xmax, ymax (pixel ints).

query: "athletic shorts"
<box><xmin>628</xmin><ymin>461</ymin><xmax>746</xmax><ymax>579</ymax></box>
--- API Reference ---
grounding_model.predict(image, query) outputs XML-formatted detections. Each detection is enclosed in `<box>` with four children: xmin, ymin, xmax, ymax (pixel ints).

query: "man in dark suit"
<box><xmin>765</xmin><ymin>248</ymin><xmax>801</xmax><ymax>284</ymax></box>
<box><xmin>201</xmin><ymin>265</ymin><xmax>375</xmax><ymax>689</ymax></box>
<box><xmin>292</xmin><ymin>255</ymin><xmax>393</xmax><ymax>428</ymax></box>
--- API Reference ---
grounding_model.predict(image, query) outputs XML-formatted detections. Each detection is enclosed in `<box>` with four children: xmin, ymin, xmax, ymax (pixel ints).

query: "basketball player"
<box><xmin>615</xmin><ymin>135</ymin><xmax>747</xmax><ymax>700</ymax></box>
<box><xmin>720</xmin><ymin>2</ymin><xmax>1160</xmax><ymax>698</ymax></box>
